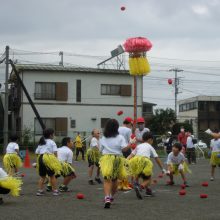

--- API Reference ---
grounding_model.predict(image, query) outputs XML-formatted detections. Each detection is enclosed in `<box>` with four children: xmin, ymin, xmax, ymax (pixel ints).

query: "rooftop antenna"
<box><xmin>97</xmin><ymin>45</ymin><xmax>125</xmax><ymax>70</ymax></box>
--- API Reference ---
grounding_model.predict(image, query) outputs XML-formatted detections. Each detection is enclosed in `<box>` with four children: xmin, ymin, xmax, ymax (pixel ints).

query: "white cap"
<box><xmin>168</xmin><ymin>131</ymin><xmax>172</xmax><ymax>135</ymax></box>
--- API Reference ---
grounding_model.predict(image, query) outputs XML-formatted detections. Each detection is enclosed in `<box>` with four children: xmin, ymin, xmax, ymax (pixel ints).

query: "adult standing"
<box><xmin>178</xmin><ymin>127</ymin><xmax>187</xmax><ymax>154</ymax></box>
<box><xmin>135</xmin><ymin>117</ymin><xmax>150</xmax><ymax>145</ymax></box>
<box><xmin>75</xmin><ymin>132</ymin><xmax>85</xmax><ymax>161</ymax></box>
<box><xmin>186</xmin><ymin>132</ymin><xmax>196</xmax><ymax>164</ymax></box>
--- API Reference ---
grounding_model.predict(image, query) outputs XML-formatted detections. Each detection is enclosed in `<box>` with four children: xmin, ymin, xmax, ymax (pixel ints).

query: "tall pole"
<box><xmin>133</xmin><ymin>76</ymin><xmax>137</xmax><ymax>130</ymax></box>
<box><xmin>169</xmin><ymin>68</ymin><xmax>183</xmax><ymax>118</ymax></box>
<box><xmin>3</xmin><ymin>46</ymin><xmax>9</xmax><ymax>152</ymax></box>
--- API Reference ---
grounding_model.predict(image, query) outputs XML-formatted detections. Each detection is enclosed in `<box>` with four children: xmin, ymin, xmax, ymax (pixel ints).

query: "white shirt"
<box><xmin>118</xmin><ymin>126</ymin><xmax>132</xmax><ymax>145</ymax></box>
<box><xmin>132</xmin><ymin>143</ymin><xmax>158</xmax><ymax>158</ymax></box>
<box><xmin>135</xmin><ymin>128</ymin><xmax>150</xmax><ymax>145</ymax></box>
<box><xmin>90</xmin><ymin>137</ymin><xmax>99</xmax><ymax>149</ymax></box>
<box><xmin>210</xmin><ymin>139</ymin><xmax>220</xmax><ymax>152</ymax></box>
<box><xmin>167</xmin><ymin>152</ymin><xmax>186</xmax><ymax>165</ymax></box>
<box><xmin>58</xmin><ymin>146</ymin><xmax>73</xmax><ymax>164</ymax></box>
<box><xmin>35</xmin><ymin>139</ymin><xmax>57</xmax><ymax>154</ymax></box>
<box><xmin>100</xmin><ymin>135</ymin><xmax>127</xmax><ymax>155</ymax></box>
<box><xmin>6</xmin><ymin>142</ymin><xmax>19</xmax><ymax>154</ymax></box>
<box><xmin>186</xmin><ymin>136</ymin><xmax>194</xmax><ymax>148</ymax></box>
<box><xmin>0</xmin><ymin>168</ymin><xmax>8</xmax><ymax>179</ymax></box>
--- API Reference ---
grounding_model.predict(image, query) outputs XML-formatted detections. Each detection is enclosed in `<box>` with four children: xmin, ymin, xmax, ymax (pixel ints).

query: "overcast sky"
<box><xmin>1</xmin><ymin>0</ymin><xmax>220</xmax><ymax>110</ymax></box>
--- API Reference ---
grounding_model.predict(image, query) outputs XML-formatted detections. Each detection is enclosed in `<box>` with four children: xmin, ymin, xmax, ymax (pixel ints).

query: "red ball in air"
<box><xmin>131</xmin><ymin>144</ymin><xmax>136</xmax><ymax>150</ymax></box>
<box><xmin>21</xmin><ymin>173</ymin><xmax>25</xmax><ymax>177</ymax></box>
<box><xmin>121</xmin><ymin>6</ymin><xmax>126</xmax><ymax>11</ymax></box>
<box><xmin>168</xmin><ymin>79</ymin><xmax>173</xmax><ymax>85</ymax></box>
<box><xmin>76</xmin><ymin>193</ymin><xmax>85</xmax><ymax>199</ymax></box>
<box><xmin>117</xmin><ymin>110</ymin><xmax>123</xmax><ymax>116</ymax></box>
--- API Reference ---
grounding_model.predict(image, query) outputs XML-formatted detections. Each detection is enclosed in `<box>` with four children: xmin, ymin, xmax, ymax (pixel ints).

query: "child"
<box><xmin>57</xmin><ymin>137</ymin><xmax>76</xmax><ymax>191</ymax></box>
<box><xmin>166</xmin><ymin>142</ymin><xmax>190</xmax><ymax>186</ymax></box>
<box><xmin>35</xmin><ymin>128</ymin><xmax>62</xmax><ymax>196</ymax></box>
<box><xmin>128</xmin><ymin>132</ymin><xmax>165</xmax><ymax>199</ymax></box>
<box><xmin>3</xmin><ymin>134</ymin><xmax>22</xmax><ymax>176</ymax></box>
<box><xmin>0</xmin><ymin>167</ymin><xmax>22</xmax><ymax>204</ymax></box>
<box><xmin>99</xmin><ymin>119</ymin><xmax>131</xmax><ymax>208</ymax></box>
<box><xmin>86</xmin><ymin>129</ymin><xmax>102</xmax><ymax>185</ymax></box>
<box><xmin>209</xmin><ymin>136</ymin><xmax>220</xmax><ymax>181</ymax></box>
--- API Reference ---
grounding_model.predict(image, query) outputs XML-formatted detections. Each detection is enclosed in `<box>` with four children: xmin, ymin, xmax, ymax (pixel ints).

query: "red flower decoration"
<box><xmin>124</xmin><ymin>37</ymin><xmax>152</xmax><ymax>53</ymax></box>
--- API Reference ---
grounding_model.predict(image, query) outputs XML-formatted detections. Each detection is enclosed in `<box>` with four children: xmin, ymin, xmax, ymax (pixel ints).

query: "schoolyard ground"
<box><xmin>1</xmin><ymin>158</ymin><xmax>220</xmax><ymax>220</ymax></box>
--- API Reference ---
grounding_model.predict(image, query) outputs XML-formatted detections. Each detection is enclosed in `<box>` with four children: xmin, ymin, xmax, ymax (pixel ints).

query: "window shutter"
<box><xmin>55</xmin><ymin>118</ymin><xmax>68</xmax><ymax>136</ymax></box>
<box><xmin>120</xmin><ymin>85</ymin><xmax>132</xmax><ymax>96</ymax></box>
<box><xmin>76</xmin><ymin>80</ymin><xmax>81</xmax><ymax>102</ymax></box>
<box><xmin>56</xmin><ymin>82</ymin><xmax>68</xmax><ymax>101</ymax></box>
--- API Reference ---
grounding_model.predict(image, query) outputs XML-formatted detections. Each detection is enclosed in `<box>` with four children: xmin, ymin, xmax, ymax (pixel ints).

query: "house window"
<box><xmin>101</xmin><ymin>118</ymin><xmax>110</xmax><ymax>128</ymax></box>
<box><xmin>35</xmin><ymin>118</ymin><xmax>56</xmax><ymax>135</ymax></box>
<box><xmin>71</xmin><ymin>120</ymin><xmax>76</xmax><ymax>128</ymax></box>
<box><xmin>35</xmin><ymin>82</ymin><xmax>56</xmax><ymax>100</ymax></box>
<box><xmin>34</xmin><ymin>117</ymin><xmax>67</xmax><ymax>136</ymax></box>
<box><xmin>35</xmin><ymin>82</ymin><xmax>68</xmax><ymax>101</ymax></box>
<box><xmin>216</xmin><ymin>102</ymin><xmax>220</xmax><ymax>111</ymax></box>
<box><xmin>101</xmin><ymin>84</ymin><xmax>120</xmax><ymax>95</ymax></box>
<box><xmin>143</xmin><ymin>104</ymin><xmax>152</xmax><ymax>113</ymax></box>
<box><xmin>199</xmin><ymin>102</ymin><xmax>205</xmax><ymax>111</ymax></box>
<box><xmin>101</xmin><ymin>84</ymin><xmax>131</xmax><ymax>96</ymax></box>
<box><xmin>76</xmin><ymin>80</ymin><xmax>81</xmax><ymax>102</ymax></box>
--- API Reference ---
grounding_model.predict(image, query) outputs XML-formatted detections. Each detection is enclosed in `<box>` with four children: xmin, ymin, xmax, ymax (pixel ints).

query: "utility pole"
<box><xmin>169</xmin><ymin>68</ymin><xmax>183</xmax><ymax>117</ymax></box>
<box><xmin>3</xmin><ymin>46</ymin><xmax>9</xmax><ymax>152</ymax></box>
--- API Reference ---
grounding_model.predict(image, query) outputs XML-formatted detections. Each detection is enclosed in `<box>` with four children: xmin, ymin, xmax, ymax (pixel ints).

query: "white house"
<box><xmin>10</xmin><ymin>64</ymin><xmax>143</xmax><ymax>137</ymax></box>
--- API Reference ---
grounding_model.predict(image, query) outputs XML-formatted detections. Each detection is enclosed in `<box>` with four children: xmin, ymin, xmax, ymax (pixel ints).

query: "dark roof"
<box><xmin>14</xmin><ymin>64</ymin><xmax>129</xmax><ymax>75</ymax></box>
<box><xmin>143</xmin><ymin>101</ymin><xmax>157</xmax><ymax>106</ymax></box>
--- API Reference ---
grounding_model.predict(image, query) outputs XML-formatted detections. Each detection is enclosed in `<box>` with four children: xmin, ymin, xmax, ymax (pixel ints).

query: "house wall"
<box><xmin>20</xmin><ymin>70</ymin><xmax>143</xmax><ymax>133</ymax></box>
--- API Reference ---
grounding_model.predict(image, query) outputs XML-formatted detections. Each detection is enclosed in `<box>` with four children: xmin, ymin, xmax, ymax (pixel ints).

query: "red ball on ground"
<box><xmin>153</xmin><ymin>179</ymin><xmax>157</xmax><ymax>184</ymax></box>
<box><xmin>180</xmin><ymin>184</ymin><xmax>186</xmax><ymax>189</ymax></box>
<box><xmin>179</xmin><ymin>190</ymin><xmax>186</xmax><ymax>196</ymax></box>
<box><xmin>76</xmin><ymin>193</ymin><xmax>85</xmax><ymax>199</ymax></box>
<box><xmin>200</xmin><ymin>194</ymin><xmax>208</xmax><ymax>198</ymax></box>
<box><xmin>128</xmin><ymin>183</ymin><xmax>133</xmax><ymax>188</ymax></box>
<box><xmin>121</xmin><ymin>6</ymin><xmax>126</xmax><ymax>11</ymax></box>
<box><xmin>158</xmin><ymin>174</ymin><xmax>163</xmax><ymax>178</ymax></box>
<box><xmin>202</xmin><ymin>182</ymin><xmax>208</xmax><ymax>187</ymax></box>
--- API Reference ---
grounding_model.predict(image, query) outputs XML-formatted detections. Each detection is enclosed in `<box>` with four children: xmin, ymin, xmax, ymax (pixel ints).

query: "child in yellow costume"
<box><xmin>209</xmin><ymin>135</ymin><xmax>220</xmax><ymax>181</ymax></box>
<box><xmin>99</xmin><ymin>119</ymin><xmax>131</xmax><ymax>208</ymax></box>
<box><xmin>57</xmin><ymin>137</ymin><xmax>76</xmax><ymax>192</ymax></box>
<box><xmin>3</xmin><ymin>134</ymin><xmax>22</xmax><ymax>176</ymax></box>
<box><xmin>87</xmin><ymin>129</ymin><xmax>102</xmax><ymax>185</ymax></box>
<box><xmin>166</xmin><ymin>142</ymin><xmax>191</xmax><ymax>186</ymax></box>
<box><xmin>35</xmin><ymin>128</ymin><xmax>62</xmax><ymax>196</ymax></box>
<box><xmin>128</xmin><ymin>132</ymin><xmax>165</xmax><ymax>199</ymax></box>
<box><xmin>0</xmin><ymin>167</ymin><xmax>22</xmax><ymax>204</ymax></box>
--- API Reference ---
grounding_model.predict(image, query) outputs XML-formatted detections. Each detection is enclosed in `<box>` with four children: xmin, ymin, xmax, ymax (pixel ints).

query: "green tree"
<box><xmin>149</xmin><ymin>108</ymin><xmax>176</xmax><ymax>135</ymax></box>
<box><xmin>172</xmin><ymin>121</ymin><xmax>193</xmax><ymax>135</ymax></box>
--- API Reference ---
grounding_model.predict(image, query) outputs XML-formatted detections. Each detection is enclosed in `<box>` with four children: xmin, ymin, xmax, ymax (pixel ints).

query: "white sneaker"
<box><xmin>210</xmin><ymin>177</ymin><xmax>214</xmax><ymax>181</ymax></box>
<box><xmin>53</xmin><ymin>190</ymin><xmax>60</xmax><ymax>196</ymax></box>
